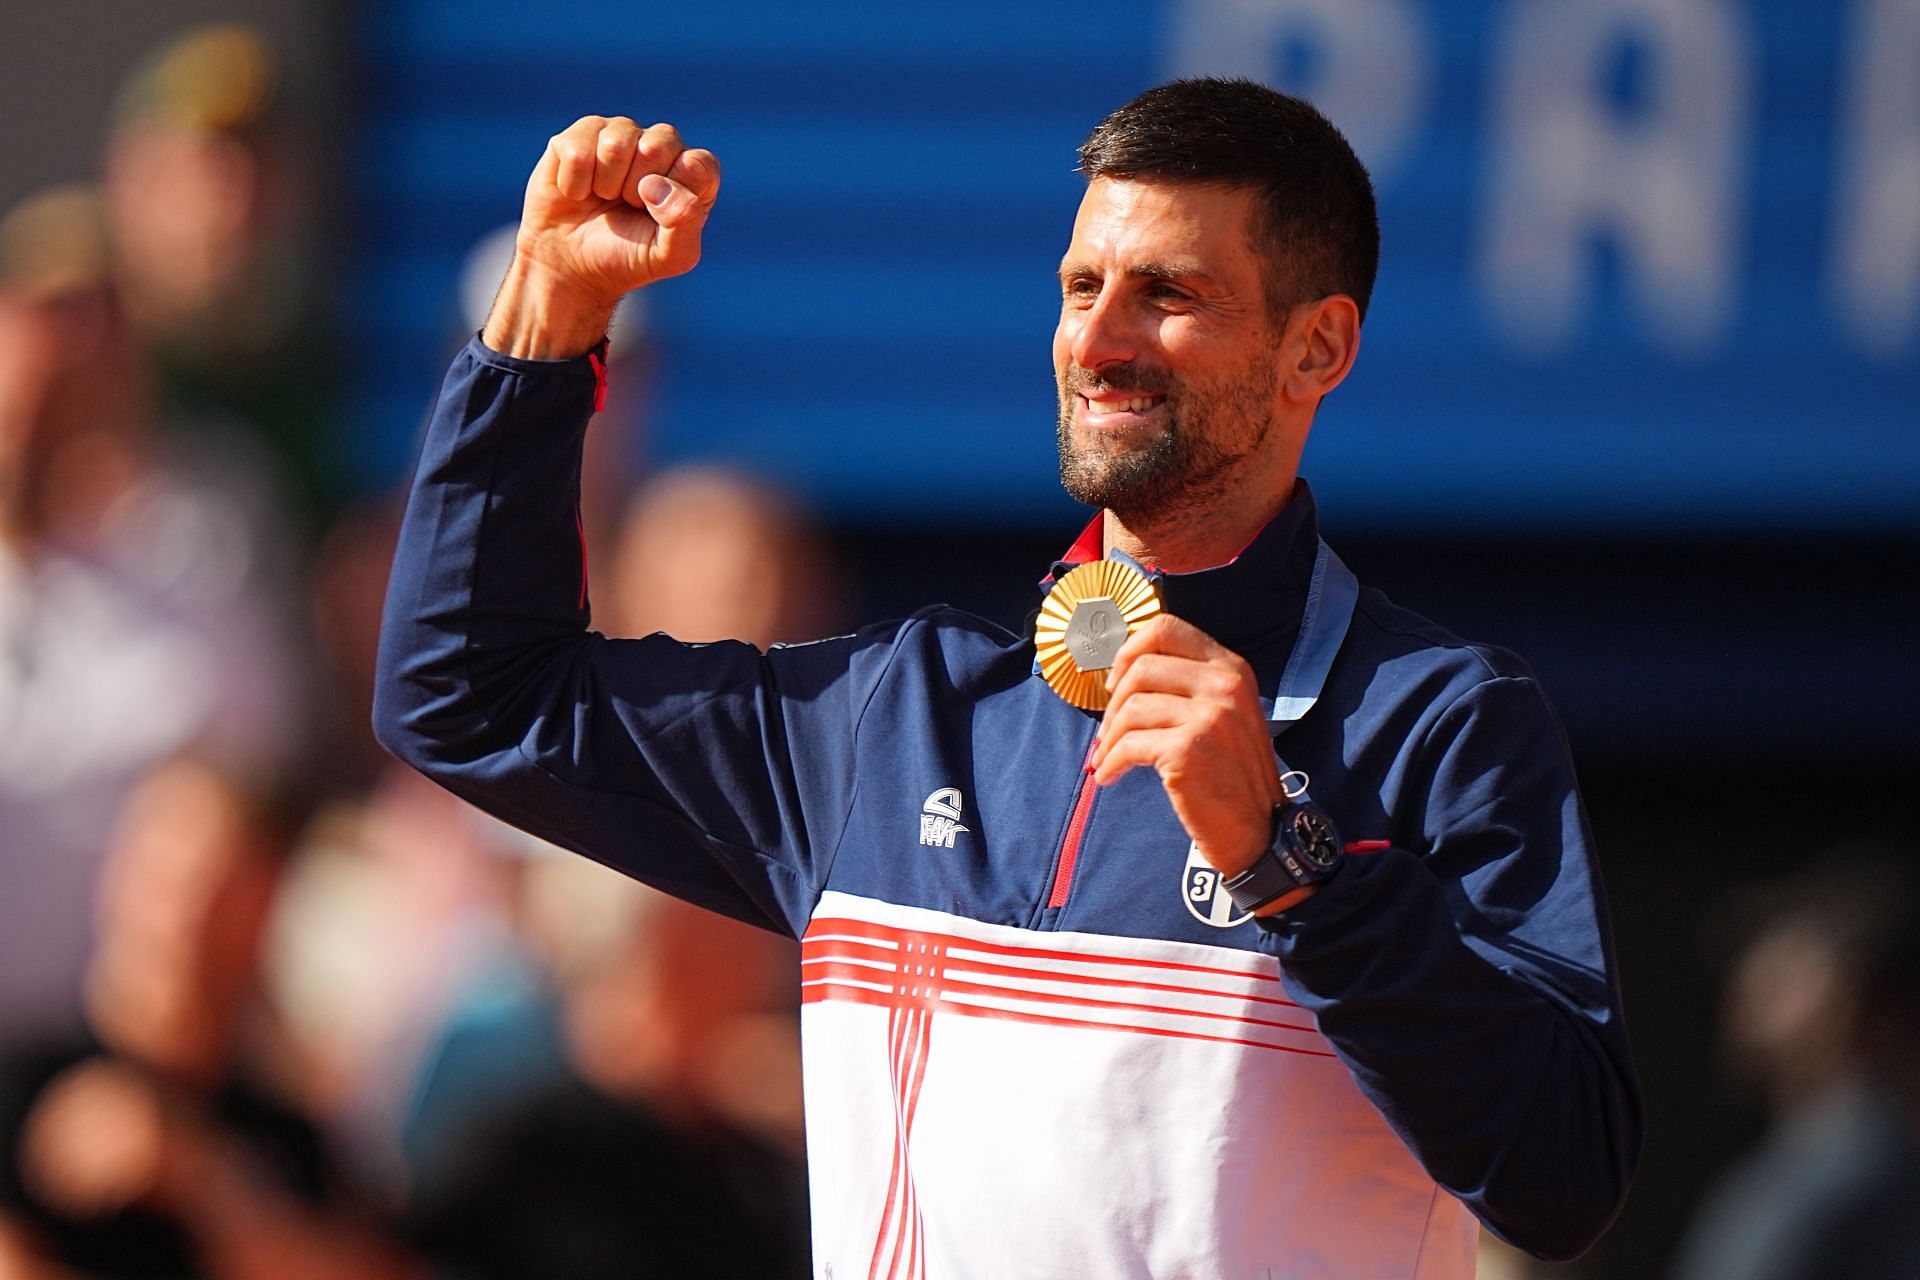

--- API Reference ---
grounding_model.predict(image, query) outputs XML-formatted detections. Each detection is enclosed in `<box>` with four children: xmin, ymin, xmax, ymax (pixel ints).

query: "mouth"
<box><xmin>1076</xmin><ymin>392</ymin><xmax>1167</xmax><ymax>426</ymax></box>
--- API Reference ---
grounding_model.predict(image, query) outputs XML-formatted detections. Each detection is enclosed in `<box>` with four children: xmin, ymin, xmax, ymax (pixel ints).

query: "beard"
<box><xmin>1055</xmin><ymin>357</ymin><xmax>1276</xmax><ymax>525</ymax></box>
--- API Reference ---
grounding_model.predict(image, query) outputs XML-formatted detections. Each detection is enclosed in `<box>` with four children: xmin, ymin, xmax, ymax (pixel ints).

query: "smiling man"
<box><xmin>376</xmin><ymin>79</ymin><xmax>1641</xmax><ymax>1278</ymax></box>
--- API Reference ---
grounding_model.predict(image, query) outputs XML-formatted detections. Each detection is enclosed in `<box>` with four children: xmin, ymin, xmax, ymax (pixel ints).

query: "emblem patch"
<box><xmin>919</xmin><ymin>787</ymin><xmax>970</xmax><ymax>848</ymax></box>
<box><xmin>1182</xmin><ymin>841</ymin><xmax>1251</xmax><ymax>928</ymax></box>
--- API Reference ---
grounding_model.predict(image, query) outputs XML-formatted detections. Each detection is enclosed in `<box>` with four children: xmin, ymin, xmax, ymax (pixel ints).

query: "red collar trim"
<box><xmin>1059</xmin><ymin>513</ymin><xmax>1104</xmax><ymax>566</ymax></box>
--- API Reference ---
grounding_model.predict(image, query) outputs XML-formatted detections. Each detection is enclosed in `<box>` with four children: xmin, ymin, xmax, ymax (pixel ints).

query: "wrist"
<box><xmin>479</xmin><ymin>255</ymin><xmax>617</xmax><ymax>360</ymax></box>
<box><xmin>1252</xmin><ymin>884</ymin><xmax>1319</xmax><ymax>917</ymax></box>
<box><xmin>1220</xmin><ymin>793</ymin><xmax>1343</xmax><ymax>918</ymax></box>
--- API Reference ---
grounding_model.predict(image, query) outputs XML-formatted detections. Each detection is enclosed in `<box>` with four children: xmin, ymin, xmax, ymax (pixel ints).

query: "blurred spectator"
<box><xmin>266</xmin><ymin>766</ymin><xmax>566</xmax><ymax>1197</ymax></box>
<box><xmin>0</xmin><ymin>185</ymin><xmax>301</xmax><ymax>740</ymax></box>
<box><xmin>604</xmin><ymin>465</ymin><xmax>848</xmax><ymax>647</ymax></box>
<box><xmin>398</xmin><ymin>863</ymin><xmax>809</xmax><ymax>1280</ymax></box>
<box><xmin>1673</xmin><ymin>854</ymin><xmax>1920</xmax><ymax>1280</ymax></box>
<box><xmin>0</xmin><ymin>188</ymin><xmax>298</xmax><ymax>1045</ymax></box>
<box><xmin>101</xmin><ymin>24</ymin><xmax>336</xmax><ymax>525</ymax></box>
<box><xmin>304</xmin><ymin>500</ymin><xmax>402</xmax><ymax>797</ymax></box>
<box><xmin>264</xmin><ymin>490</ymin><xmax>564</xmax><ymax>1194</ymax></box>
<box><xmin>0</xmin><ymin>756</ymin><xmax>414</xmax><ymax>1280</ymax></box>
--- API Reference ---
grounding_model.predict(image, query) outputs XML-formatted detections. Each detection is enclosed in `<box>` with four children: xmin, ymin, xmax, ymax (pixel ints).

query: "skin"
<box><xmin>483</xmin><ymin>118</ymin><xmax>1361</xmax><ymax>906</ymax></box>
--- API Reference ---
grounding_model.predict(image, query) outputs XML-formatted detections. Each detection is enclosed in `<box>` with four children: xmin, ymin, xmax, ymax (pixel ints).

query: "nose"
<box><xmin>1065</xmin><ymin>286</ymin><xmax>1140</xmax><ymax>374</ymax></box>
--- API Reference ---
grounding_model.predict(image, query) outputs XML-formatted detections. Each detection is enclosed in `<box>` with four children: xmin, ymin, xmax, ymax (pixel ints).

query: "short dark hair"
<box><xmin>1078</xmin><ymin>78</ymin><xmax>1380</xmax><ymax>324</ymax></box>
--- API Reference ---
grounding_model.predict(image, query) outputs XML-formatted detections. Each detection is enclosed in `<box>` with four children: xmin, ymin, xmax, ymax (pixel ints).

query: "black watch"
<box><xmin>1221</xmin><ymin>798</ymin><xmax>1344</xmax><ymax>915</ymax></box>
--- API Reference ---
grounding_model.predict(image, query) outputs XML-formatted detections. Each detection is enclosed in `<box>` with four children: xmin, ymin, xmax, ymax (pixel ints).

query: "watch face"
<box><xmin>1290</xmin><ymin>808</ymin><xmax>1342</xmax><ymax>871</ymax></box>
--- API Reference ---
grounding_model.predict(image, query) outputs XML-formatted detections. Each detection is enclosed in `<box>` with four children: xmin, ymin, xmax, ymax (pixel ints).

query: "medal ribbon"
<box><xmin>1264</xmin><ymin>539</ymin><xmax>1357</xmax><ymax>732</ymax></box>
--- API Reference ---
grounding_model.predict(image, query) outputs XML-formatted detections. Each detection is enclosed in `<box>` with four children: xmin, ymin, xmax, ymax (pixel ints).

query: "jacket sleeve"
<box><xmin>1263</xmin><ymin>674</ymin><xmax>1642</xmax><ymax>1261</ymax></box>
<box><xmin>372</xmin><ymin>338</ymin><xmax>901</xmax><ymax>937</ymax></box>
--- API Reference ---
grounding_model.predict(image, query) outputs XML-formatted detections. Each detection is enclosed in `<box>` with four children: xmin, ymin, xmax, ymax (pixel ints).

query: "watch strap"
<box><xmin>1221</xmin><ymin>801</ymin><xmax>1342</xmax><ymax>914</ymax></box>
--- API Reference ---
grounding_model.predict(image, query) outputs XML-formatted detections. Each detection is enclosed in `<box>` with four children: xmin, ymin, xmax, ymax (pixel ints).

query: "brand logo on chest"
<box><xmin>919</xmin><ymin>787</ymin><xmax>969</xmax><ymax>848</ymax></box>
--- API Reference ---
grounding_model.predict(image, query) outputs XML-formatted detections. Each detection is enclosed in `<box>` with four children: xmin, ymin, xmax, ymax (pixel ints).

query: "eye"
<box><xmin>1062</xmin><ymin>276</ymin><xmax>1101</xmax><ymax>302</ymax></box>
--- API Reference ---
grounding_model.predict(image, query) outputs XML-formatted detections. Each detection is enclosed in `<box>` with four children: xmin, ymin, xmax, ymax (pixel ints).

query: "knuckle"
<box><xmin>676</xmin><ymin>148</ymin><xmax>719</xmax><ymax>189</ymax></box>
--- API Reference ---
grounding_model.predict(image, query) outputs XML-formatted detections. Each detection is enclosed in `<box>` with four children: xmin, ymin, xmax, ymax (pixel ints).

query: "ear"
<box><xmin>1280</xmin><ymin>295</ymin><xmax>1362</xmax><ymax>406</ymax></box>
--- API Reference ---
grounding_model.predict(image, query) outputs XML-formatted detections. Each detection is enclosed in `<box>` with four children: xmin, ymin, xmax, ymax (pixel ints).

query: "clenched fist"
<box><xmin>483</xmin><ymin>116</ymin><xmax>721</xmax><ymax>359</ymax></box>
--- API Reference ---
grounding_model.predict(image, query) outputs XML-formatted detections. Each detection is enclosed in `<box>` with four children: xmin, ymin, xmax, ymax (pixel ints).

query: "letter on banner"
<box><xmin>1832</xmin><ymin>0</ymin><xmax>1920</xmax><ymax>359</ymax></box>
<box><xmin>1162</xmin><ymin>0</ymin><xmax>1427</xmax><ymax>180</ymax></box>
<box><xmin>1478</xmin><ymin>0</ymin><xmax>1752</xmax><ymax>356</ymax></box>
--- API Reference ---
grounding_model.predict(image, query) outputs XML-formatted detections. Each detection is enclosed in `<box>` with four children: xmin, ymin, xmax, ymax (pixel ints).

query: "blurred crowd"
<box><xmin>3</xmin><ymin>21</ymin><xmax>1917</xmax><ymax>1280</ymax></box>
<box><xmin>0</xmin><ymin>24</ymin><xmax>832</xmax><ymax>1280</ymax></box>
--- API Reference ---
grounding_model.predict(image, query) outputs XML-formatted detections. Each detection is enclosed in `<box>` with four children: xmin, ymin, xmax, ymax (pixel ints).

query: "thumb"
<box><xmin>639</xmin><ymin>174</ymin><xmax>708</xmax><ymax>270</ymax></box>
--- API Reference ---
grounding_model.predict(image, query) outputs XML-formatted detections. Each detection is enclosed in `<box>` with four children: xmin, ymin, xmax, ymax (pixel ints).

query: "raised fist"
<box><xmin>484</xmin><ymin>116</ymin><xmax>720</xmax><ymax>357</ymax></box>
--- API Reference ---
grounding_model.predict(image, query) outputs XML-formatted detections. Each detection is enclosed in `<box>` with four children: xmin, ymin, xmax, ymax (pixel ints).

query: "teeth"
<box><xmin>1086</xmin><ymin>396</ymin><xmax>1161</xmax><ymax>414</ymax></box>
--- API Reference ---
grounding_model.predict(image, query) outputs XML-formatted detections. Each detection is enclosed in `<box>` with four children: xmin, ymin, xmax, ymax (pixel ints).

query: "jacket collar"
<box><xmin>1043</xmin><ymin>481</ymin><xmax>1322</xmax><ymax>655</ymax></box>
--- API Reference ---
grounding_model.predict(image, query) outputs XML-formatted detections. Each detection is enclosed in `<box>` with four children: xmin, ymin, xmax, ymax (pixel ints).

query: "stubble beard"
<box><xmin>1055</xmin><ymin>362</ymin><xmax>1276</xmax><ymax>528</ymax></box>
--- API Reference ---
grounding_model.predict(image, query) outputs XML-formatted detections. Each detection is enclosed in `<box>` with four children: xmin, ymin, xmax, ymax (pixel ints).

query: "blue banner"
<box><xmin>350</xmin><ymin>0</ymin><xmax>1920</xmax><ymax>531</ymax></box>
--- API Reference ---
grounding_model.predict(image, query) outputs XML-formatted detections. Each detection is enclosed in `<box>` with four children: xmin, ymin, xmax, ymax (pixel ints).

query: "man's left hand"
<box><xmin>1089</xmin><ymin>615</ymin><xmax>1282</xmax><ymax>878</ymax></box>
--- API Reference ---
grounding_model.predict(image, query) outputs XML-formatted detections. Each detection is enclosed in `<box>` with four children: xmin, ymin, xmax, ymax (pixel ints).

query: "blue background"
<box><xmin>347</xmin><ymin>0</ymin><xmax>1918</xmax><ymax>531</ymax></box>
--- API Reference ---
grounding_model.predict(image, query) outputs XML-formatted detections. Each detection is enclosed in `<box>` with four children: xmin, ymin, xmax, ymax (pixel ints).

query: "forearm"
<box><xmin>1266</xmin><ymin>848</ymin><xmax>1641</xmax><ymax>1260</ymax></box>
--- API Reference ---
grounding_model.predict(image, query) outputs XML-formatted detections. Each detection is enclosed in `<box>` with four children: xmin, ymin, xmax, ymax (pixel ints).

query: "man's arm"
<box><xmin>373</xmin><ymin>118</ymin><xmax>897</xmax><ymax>933</ymax></box>
<box><xmin>1264</xmin><ymin>672</ymin><xmax>1640</xmax><ymax>1260</ymax></box>
<box><xmin>1094</xmin><ymin>618</ymin><xmax>1640</xmax><ymax>1261</ymax></box>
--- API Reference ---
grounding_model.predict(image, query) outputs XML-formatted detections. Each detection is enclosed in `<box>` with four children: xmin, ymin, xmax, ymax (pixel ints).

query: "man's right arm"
<box><xmin>373</xmin><ymin>119</ymin><xmax>896</xmax><ymax>935</ymax></box>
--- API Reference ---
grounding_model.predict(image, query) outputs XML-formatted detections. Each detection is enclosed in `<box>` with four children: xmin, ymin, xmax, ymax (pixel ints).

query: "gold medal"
<box><xmin>1034</xmin><ymin>559</ymin><xmax>1161</xmax><ymax>710</ymax></box>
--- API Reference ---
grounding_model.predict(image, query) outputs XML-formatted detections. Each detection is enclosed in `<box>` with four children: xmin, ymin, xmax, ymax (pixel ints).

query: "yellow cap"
<box><xmin>114</xmin><ymin>23</ymin><xmax>277</xmax><ymax>134</ymax></box>
<box><xmin>0</xmin><ymin>185</ymin><xmax>110</xmax><ymax>299</ymax></box>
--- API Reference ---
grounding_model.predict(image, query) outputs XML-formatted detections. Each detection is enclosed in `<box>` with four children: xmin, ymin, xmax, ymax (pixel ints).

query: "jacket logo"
<box><xmin>919</xmin><ymin>787</ymin><xmax>970</xmax><ymax>848</ymax></box>
<box><xmin>1182</xmin><ymin>841</ymin><xmax>1251</xmax><ymax>929</ymax></box>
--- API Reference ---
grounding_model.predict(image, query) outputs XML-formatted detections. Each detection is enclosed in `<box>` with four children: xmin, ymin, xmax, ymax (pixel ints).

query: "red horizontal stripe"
<box><xmin>1344</xmin><ymin>840</ymin><xmax>1392</xmax><ymax>853</ymax></box>
<box><xmin>804</xmin><ymin>936</ymin><xmax>1301</xmax><ymax>1010</ymax></box>
<box><xmin>802</xmin><ymin>957</ymin><xmax>1319</xmax><ymax>1035</ymax></box>
<box><xmin>803</xmin><ymin>980</ymin><xmax>1336</xmax><ymax>1059</ymax></box>
<box><xmin>805</xmin><ymin>916</ymin><xmax>1282</xmax><ymax>986</ymax></box>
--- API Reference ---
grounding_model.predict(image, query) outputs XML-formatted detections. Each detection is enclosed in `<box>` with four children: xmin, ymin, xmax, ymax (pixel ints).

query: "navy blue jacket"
<box><xmin>375</xmin><ymin>338</ymin><xmax>1641</xmax><ymax>1261</ymax></box>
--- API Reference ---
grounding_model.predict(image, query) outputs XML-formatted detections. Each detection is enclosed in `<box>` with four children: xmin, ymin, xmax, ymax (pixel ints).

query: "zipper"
<box><xmin>1045</xmin><ymin>736</ymin><xmax>1102</xmax><ymax>910</ymax></box>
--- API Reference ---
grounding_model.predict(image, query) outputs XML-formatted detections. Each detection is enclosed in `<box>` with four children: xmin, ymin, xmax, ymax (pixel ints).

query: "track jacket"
<box><xmin>375</xmin><ymin>338</ymin><xmax>1641</xmax><ymax>1279</ymax></box>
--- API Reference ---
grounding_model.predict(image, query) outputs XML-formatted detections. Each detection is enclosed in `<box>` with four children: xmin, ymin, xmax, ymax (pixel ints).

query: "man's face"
<box><xmin>1054</xmin><ymin>178</ymin><xmax>1282</xmax><ymax>523</ymax></box>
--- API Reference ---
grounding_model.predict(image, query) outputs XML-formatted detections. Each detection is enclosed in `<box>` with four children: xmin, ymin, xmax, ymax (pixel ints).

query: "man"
<box><xmin>376</xmin><ymin>79</ymin><xmax>1640</xmax><ymax>1277</ymax></box>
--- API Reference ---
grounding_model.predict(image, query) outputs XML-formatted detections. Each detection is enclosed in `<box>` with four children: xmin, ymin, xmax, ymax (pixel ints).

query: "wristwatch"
<box><xmin>1220</xmin><ymin>796</ymin><xmax>1344</xmax><ymax>914</ymax></box>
